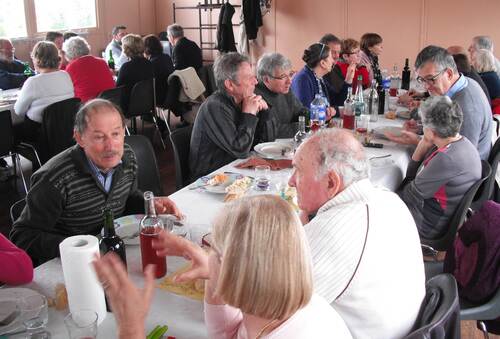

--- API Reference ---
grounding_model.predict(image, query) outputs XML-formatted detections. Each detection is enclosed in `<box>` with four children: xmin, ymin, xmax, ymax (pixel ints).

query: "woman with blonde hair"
<box><xmin>471</xmin><ymin>49</ymin><xmax>500</xmax><ymax>112</ymax></box>
<box><xmin>93</xmin><ymin>195</ymin><xmax>352</xmax><ymax>339</ymax></box>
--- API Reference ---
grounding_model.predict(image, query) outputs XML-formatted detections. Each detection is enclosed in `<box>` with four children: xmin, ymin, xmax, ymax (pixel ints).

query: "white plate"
<box><xmin>0</xmin><ymin>288</ymin><xmax>41</xmax><ymax>335</ymax></box>
<box><xmin>254</xmin><ymin>141</ymin><xmax>293</xmax><ymax>160</ymax></box>
<box><xmin>373</xmin><ymin>126</ymin><xmax>404</xmax><ymax>138</ymax></box>
<box><xmin>101</xmin><ymin>214</ymin><xmax>180</xmax><ymax>245</ymax></box>
<box><xmin>195</xmin><ymin>173</ymin><xmax>248</xmax><ymax>194</ymax></box>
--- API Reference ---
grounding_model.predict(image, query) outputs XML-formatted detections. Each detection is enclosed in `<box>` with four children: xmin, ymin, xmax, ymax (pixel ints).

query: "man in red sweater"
<box><xmin>63</xmin><ymin>36</ymin><xmax>115</xmax><ymax>102</ymax></box>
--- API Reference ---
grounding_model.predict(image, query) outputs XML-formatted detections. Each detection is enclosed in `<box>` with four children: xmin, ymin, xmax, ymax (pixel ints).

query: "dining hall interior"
<box><xmin>0</xmin><ymin>0</ymin><xmax>499</xmax><ymax>338</ymax></box>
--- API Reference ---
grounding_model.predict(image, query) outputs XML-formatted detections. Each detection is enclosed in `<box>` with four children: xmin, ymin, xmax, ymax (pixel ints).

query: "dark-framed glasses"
<box><xmin>416</xmin><ymin>69</ymin><xmax>446</xmax><ymax>85</ymax></box>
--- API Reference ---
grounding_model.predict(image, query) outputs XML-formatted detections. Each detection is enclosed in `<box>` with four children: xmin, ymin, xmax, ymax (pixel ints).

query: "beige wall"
<box><xmin>12</xmin><ymin>0</ymin><xmax>500</xmax><ymax>73</ymax></box>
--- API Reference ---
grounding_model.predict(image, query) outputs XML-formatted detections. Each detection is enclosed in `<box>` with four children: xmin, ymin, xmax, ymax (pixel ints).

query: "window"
<box><xmin>34</xmin><ymin>0</ymin><xmax>97</xmax><ymax>32</ymax></box>
<box><xmin>0</xmin><ymin>0</ymin><xmax>97</xmax><ymax>38</ymax></box>
<box><xmin>0</xmin><ymin>0</ymin><xmax>28</xmax><ymax>38</ymax></box>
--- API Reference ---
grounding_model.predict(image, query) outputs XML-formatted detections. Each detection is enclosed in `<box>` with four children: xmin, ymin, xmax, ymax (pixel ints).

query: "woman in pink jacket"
<box><xmin>0</xmin><ymin>233</ymin><xmax>33</xmax><ymax>285</ymax></box>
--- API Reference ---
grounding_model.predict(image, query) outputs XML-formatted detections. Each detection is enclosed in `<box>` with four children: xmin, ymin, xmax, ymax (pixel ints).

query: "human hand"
<box><xmin>93</xmin><ymin>253</ymin><xmax>154</xmax><ymax>339</ymax></box>
<box><xmin>154</xmin><ymin>197</ymin><xmax>183</xmax><ymax>220</ymax></box>
<box><xmin>412</xmin><ymin>135</ymin><xmax>434</xmax><ymax>161</ymax></box>
<box><xmin>257</xmin><ymin>97</ymin><xmax>268</xmax><ymax>111</ymax></box>
<box><xmin>406</xmin><ymin>99</ymin><xmax>421</xmax><ymax>110</ymax></box>
<box><xmin>385</xmin><ymin>130</ymin><xmax>421</xmax><ymax>145</ymax></box>
<box><xmin>345</xmin><ymin>63</ymin><xmax>356</xmax><ymax>84</ymax></box>
<box><xmin>403</xmin><ymin>119</ymin><xmax>421</xmax><ymax>134</ymax></box>
<box><xmin>326</xmin><ymin>106</ymin><xmax>336</xmax><ymax>120</ymax></box>
<box><xmin>398</xmin><ymin>93</ymin><xmax>413</xmax><ymax>105</ymax></box>
<box><xmin>152</xmin><ymin>230</ymin><xmax>209</xmax><ymax>282</ymax></box>
<box><xmin>242</xmin><ymin>95</ymin><xmax>265</xmax><ymax>115</ymax></box>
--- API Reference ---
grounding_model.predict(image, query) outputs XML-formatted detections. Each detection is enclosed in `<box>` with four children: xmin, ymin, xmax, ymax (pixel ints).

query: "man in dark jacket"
<box><xmin>0</xmin><ymin>38</ymin><xmax>30</xmax><ymax>90</ymax></box>
<box><xmin>167</xmin><ymin>24</ymin><xmax>203</xmax><ymax>71</ymax></box>
<box><xmin>10</xmin><ymin>99</ymin><xmax>181</xmax><ymax>265</ymax></box>
<box><xmin>189</xmin><ymin>53</ymin><xmax>268</xmax><ymax>180</ymax></box>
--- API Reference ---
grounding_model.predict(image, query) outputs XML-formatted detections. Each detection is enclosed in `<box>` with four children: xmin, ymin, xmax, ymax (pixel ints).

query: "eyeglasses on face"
<box><xmin>345</xmin><ymin>49</ymin><xmax>360</xmax><ymax>56</ymax></box>
<box><xmin>268</xmin><ymin>70</ymin><xmax>296</xmax><ymax>80</ymax></box>
<box><xmin>416</xmin><ymin>69</ymin><xmax>446</xmax><ymax>85</ymax></box>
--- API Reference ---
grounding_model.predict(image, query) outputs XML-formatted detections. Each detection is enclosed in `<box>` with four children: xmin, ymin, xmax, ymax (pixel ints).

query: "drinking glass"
<box><xmin>254</xmin><ymin>165</ymin><xmax>271</xmax><ymax>191</ymax></box>
<box><xmin>64</xmin><ymin>309</ymin><xmax>98</xmax><ymax>339</ymax></box>
<box><xmin>273</xmin><ymin>171</ymin><xmax>290</xmax><ymax>198</ymax></box>
<box><xmin>19</xmin><ymin>295</ymin><xmax>50</xmax><ymax>339</ymax></box>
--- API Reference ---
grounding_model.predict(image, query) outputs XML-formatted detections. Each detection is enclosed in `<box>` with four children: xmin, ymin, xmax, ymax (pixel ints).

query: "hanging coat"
<box><xmin>217</xmin><ymin>2</ymin><xmax>237</xmax><ymax>52</ymax></box>
<box><xmin>243</xmin><ymin>0</ymin><xmax>262</xmax><ymax>40</ymax></box>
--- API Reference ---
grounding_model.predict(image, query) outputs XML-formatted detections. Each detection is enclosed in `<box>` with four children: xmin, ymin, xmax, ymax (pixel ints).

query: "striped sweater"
<box><xmin>10</xmin><ymin>144</ymin><xmax>143</xmax><ymax>265</ymax></box>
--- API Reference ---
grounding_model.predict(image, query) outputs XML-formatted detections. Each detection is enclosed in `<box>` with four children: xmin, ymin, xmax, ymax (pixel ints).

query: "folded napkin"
<box><xmin>235</xmin><ymin>156</ymin><xmax>292</xmax><ymax>171</ymax></box>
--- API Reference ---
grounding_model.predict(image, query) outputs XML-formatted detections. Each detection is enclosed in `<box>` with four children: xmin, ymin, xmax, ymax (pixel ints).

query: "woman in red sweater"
<box><xmin>334</xmin><ymin>38</ymin><xmax>370</xmax><ymax>92</ymax></box>
<box><xmin>0</xmin><ymin>233</ymin><xmax>33</xmax><ymax>285</ymax></box>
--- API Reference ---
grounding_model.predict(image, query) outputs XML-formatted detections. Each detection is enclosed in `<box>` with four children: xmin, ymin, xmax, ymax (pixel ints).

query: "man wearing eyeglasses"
<box><xmin>387</xmin><ymin>45</ymin><xmax>492</xmax><ymax>160</ymax></box>
<box><xmin>10</xmin><ymin>99</ymin><xmax>182</xmax><ymax>266</ymax></box>
<box><xmin>0</xmin><ymin>38</ymin><xmax>32</xmax><ymax>90</ymax></box>
<box><xmin>253</xmin><ymin>52</ymin><xmax>307</xmax><ymax>144</ymax></box>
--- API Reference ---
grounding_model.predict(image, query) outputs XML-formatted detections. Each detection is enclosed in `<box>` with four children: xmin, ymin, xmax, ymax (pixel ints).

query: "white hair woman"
<box><xmin>13</xmin><ymin>41</ymin><xmax>74</xmax><ymax>149</ymax></box>
<box><xmin>399</xmin><ymin>95</ymin><xmax>482</xmax><ymax>239</ymax></box>
<box><xmin>93</xmin><ymin>195</ymin><xmax>352</xmax><ymax>339</ymax></box>
<box><xmin>63</xmin><ymin>36</ymin><xmax>115</xmax><ymax>102</ymax></box>
<box><xmin>472</xmin><ymin>48</ymin><xmax>500</xmax><ymax>105</ymax></box>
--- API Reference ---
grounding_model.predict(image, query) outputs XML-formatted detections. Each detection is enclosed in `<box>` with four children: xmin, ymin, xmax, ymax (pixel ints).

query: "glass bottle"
<box><xmin>107</xmin><ymin>50</ymin><xmax>115</xmax><ymax>71</ymax></box>
<box><xmin>342</xmin><ymin>87</ymin><xmax>355</xmax><ymax>130</ymax></box>
<box><xmin>99</xmin><ymin>208</ymin><xmax>127</xmax><ymax>267</ymax></box>
<box><xmin>401</xmin><ymin>58</ymin><xmax>411</xmax><ymax>90</ymax></box>
<box><xmin>353</xmin><ymin>75</ymin><xmax>365</xmax><ymax>116</ymax></box>
<box><xmin>310</xmin><ymin>94</ymin><xmax>326</xmax><ymax>132</ymax></box>
<box><xmin>389</xmin><ymin>63</ymin><xmax>399</xmax><ymax>96</ymax></box>
<box><xmin>23</xmin><ymin>63</ymin><xmax>33</xmax><ymax>77</ymax></box>
<box><xmin>368</xmin><ymin>79</ymin><xmax>379</xmax><ymax>122</ymax></box>
<box><xmin>294</xmin><ymin>115</ymin><xmax>307</xmax><ymax>147</ymax></box>
<box><xmin>140</xmin><ymin>191</ymin><xmax>166</xmax><ymax>278</ymax></box>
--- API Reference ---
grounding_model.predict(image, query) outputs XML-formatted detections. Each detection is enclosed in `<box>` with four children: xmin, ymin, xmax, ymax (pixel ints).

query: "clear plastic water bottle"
<box><xmin>368</xmin><ymin>79</ymin><xmax>379</xmax><ymax>122</ymax></box>
<box><xmin>310</xmin><ymin>94</ymin><xmax>327</xmax><ymax>132</ymax></box>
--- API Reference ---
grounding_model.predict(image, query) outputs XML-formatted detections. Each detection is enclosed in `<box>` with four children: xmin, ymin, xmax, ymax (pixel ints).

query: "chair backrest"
<box><xmin>460</xmin><ymin>286</ymin><xmax>500</xmax><ymax>321</ymax></box>
<box><xmin>40</xmin><ymin>97</ymin><xmax>82</xmax><ymax>162</ymax></box>
<box><xmin>405</xmin><ymin>274</ymin><xmax>461</xmax><ymax>339</ymax></box>
<box><xmin>126</xmin><ymin>78</ymin><xmax>155</xmax><ymax>118</ymax></box>
<box><xmin>10</xmin><ymin>198</ymin><xmax>26</xmax><ymax>224</ymax></box>
<box><xmin>421</xmin><ymin>160</ymin><xmax>492</xmax><ymax>251</ymax></box>
<box><xmin>0</xmin><ymin>110</ymin><xmax>15</xmax><ymax>157</ymax></box>
<box><xmin>169</xmin><ymin>125</ymin><xmax>192</xmax><ymax>190</ymax></box>
<box><xmin>197</xmin><ymin>64</ymin><xmax>216</xmax><ymax>97</ymax></box>
<box><xmin>472</xmin><ymin>137</ymin><xmax>500</xmax><ymax>208</ymax></box>
<box><xmin>98</xmin><ymin>85</ymin><xmax>125</xmax><ymax>113</ymax></box>
<box><xmin>125</xmin><ymin>135</ymin><xmax>163</xmax><ymax>196</ymax></box>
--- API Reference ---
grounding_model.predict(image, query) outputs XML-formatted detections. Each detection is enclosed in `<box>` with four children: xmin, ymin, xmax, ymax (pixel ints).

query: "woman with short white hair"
<box><xmin>63</xmin><ymin>36</ymin><xmax>114</xmax><ymax>102</ymax></box>
<box><xmin>93</xmin><ymin>195</ymin><xmax>352</xmax><ymax>339</ymax></box>
<box><xmin>472</xmin><ymin>48</ymin><xmax>500</xmax><ymax>109</ymax></box>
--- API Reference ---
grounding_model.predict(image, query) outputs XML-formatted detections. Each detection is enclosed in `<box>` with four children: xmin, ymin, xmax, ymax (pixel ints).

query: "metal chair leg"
<box><xmin>19</xmin><ymin>142</ymin><xmax>42</xmax><ymax>168</ymax></box>
<box><xmin>151</xmin><ymin>115</ymin><xmax>166</xmax><ymax>149</ymax></box>
<box><xmin>125</xmin><ymin>125</ymin><xmax>131</xmax><ymax>136</ymax></box>
<box><xmin>14</xmin><ymin>153</ymin><xmax>28</xmax><ymax>194</ymax></box>
<box><xmin>477</xmin><ymin>321</ymin><xmax>489</xmax><ymax>339</ymax></box>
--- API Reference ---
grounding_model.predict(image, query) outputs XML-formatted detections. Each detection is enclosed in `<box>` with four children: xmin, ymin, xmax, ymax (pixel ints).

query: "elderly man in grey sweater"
<box><xmin>387</xmin><ymin>45</ymin><xmax>492</xmax><ymax>161</ymax></box>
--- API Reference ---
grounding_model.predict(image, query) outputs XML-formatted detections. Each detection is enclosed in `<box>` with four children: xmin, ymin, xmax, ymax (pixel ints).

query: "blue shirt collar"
<box><xmin>446</xmin><ymin>73</ymin><xmax>467</xmax><ymax>98</ymax></box>
<box><xmin>86</xmin><ymin>156</ymin><xmax>121</xmax><ymax>193</ymax></box>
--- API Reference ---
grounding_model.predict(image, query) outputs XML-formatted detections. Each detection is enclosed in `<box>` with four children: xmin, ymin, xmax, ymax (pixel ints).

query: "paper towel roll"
<box><xmin>59</xmin><ymin>235</ymin><xmax>107</xmax><ymax>325</ymax></box>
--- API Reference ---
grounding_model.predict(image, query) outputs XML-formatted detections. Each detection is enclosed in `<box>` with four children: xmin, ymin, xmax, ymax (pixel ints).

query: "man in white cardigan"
<box><xmin>289</xmin><ymin>128</ymin><xmax>425</xmax><ymax>339</ymax></box>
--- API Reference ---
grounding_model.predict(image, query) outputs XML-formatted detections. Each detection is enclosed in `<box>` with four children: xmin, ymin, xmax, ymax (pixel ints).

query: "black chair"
<box><xmin>98</xmin><ymin>86</ymin><xmax>125</xmax><ymax>113</ymax></box>
<box><xmin>10</xmin><ymin>198</ymin><xmax>26</xmax><ymax>224</ymax></box>
<box><xmin>125</xmin><ymin>135</ymin><xmax>164</xmax><ymax>196</ymax></box>
<box><xmin>421</xmin><ymin>160</ymin><xmax>491</xmax><ymax>259</ymax></box>
<box><xmin>39</xmin><ymin>97</ymin><xmax>82</xmax><ymax>163</ymax></box>
<box><xmin>168</xmin><ymin>125</ymin><xmax>193</xmax><ymax>190</ymax></box>
<box><xmin>472</xmin><ymin>137</ymin><xmax>500</xmax><ymax>210</ymax></box>
<box><xmin>405</xmin><ymin>274</ymin><xmax>461</xmax><ymax>339</ymax></box>
<box><xmin>0</xmin><ymin>110</ymin><xmax>28</xmax><ymax>194</ymax></box>
<box><xmin>125</xmin><ymin>78</ymin><xmax>166</xmax><ymax>149</ymax></box>
<box><xmin>460</xmin><ymin>287</ymin><xmax>500</xmax><ymax>338</ymax></box>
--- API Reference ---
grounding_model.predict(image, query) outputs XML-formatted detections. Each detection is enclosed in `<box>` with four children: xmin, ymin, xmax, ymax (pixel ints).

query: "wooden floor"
<box><xmin>0</xmin><ymin>130</ymin><xmax>497</xmax><ymax>339</ymax></box>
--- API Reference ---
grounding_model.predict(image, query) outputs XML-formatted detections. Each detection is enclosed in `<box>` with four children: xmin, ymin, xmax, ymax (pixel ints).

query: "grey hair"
<box><xmin>473</xmin><ymin>36</ymin><xmax>494</xmax><ymax>52</ymax></box>
<box><xmin>419</xmin><ymin>96</ymin><xmax>463</xmax><ymax>138</ymax></box>
<box><xmin>167</xmin><ymin>24</ymin><xmax>184</xmax><ymax>39</ymax></box>
<box><xmin>415</xmin><ymin>45</ymin><xmax>457</xmax><ymax>74</ymax></box>
<box><xmin>473</xmin><ymin>49</ymin><xmax>497</xmax><ymax>73</ymax></box>
<box><xmin>74</xmin><ymin>99</ymin><xmax>125</xmax><ymax>134</ymax></box>
<box><xmin>256</xmin><ymin>53</ymin><xmax>291</xmax><ymax>82</ymax></box>
<box><xmin>31</xmin><ymin>41</ymin><xmax>60</xmax><ymax>69</ymax></box>
<box><xmin>213</xmin><ymin>52</ymin><xmax>250</xmax><ymax>91</ymax></box>
<box><xmin>63</xmin><ymin>36</ymin><xmax>90</xmax><ymax>61</ymax></box>
<box><xmin>312</xmin><ymin>129</ymin><xmax>369</xmax><ymax>187</ymax></box>
<box><xmin>112</xmin><ymin>25</ymin><xmax>126</xmax><ymax>36</ymax></box>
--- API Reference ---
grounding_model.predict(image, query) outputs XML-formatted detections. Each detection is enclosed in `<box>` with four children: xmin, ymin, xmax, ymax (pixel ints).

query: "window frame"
<box><xmin>10</xmin><ymin>0</ymin><xmax>100</xmax><ymax>41</ymax></box>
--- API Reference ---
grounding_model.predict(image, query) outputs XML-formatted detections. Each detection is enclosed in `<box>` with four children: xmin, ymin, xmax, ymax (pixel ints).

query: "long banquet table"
<box><xmin>0</xmin><ymin>88</ymin><xmax>22</xmax><ymax>125</ymax></box>
<box><xmin>6</xmin><ymin>117</ymin><xmax>413</xmax><ymax>338</ymax></box>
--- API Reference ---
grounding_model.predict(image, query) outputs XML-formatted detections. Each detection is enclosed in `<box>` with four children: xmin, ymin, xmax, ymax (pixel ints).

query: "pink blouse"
<box><xmin>0</xmin><ymin>233</ymin><xmax>33</xmax><ymax>285</ymax></box>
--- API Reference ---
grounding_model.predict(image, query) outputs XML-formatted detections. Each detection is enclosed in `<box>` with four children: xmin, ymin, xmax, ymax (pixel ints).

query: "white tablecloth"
<box><xmin>7</xmin><ymin>117</ymin><xmax>412</xmax><ymax>338</ymax></box>
<box><xmin>0</xmin><ymin>88</ymin><xmax>21</xmax><ymax>125</ymax></box>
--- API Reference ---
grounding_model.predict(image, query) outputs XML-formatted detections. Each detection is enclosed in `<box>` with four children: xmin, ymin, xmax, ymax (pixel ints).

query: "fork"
<box><xmin>369</xmin><ymin>154</ymin><xmax>391</xmax><ymax>160</ymax></box>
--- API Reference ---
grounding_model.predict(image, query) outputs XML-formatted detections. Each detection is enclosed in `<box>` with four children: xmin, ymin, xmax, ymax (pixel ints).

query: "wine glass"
<box><xmin>19</xmin><ymin>295</ymin><xmax>50</xmax><ymax>338</ymax></box>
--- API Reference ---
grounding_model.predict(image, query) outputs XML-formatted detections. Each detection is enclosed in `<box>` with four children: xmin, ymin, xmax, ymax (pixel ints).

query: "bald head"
<box><xmin>0</xmin><ymin>38</ymin><xmax>14</xmax><ymax>62</ymax></box>
<box><xmin>447</xmin><ymin>45</ymin><xmax>467</xmax><ymax>56</ymax></box>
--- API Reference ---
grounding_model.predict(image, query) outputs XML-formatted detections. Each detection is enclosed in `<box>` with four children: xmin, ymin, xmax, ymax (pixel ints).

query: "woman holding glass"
<box><xmin>93</xmin><ymin>195</ymin><xmax>352</xmax><ymax>339</ymax></box>
<box><xmin>290</xmin><ymin>43</ymin><xmax>337</xmax><ymax>118</ymax></box>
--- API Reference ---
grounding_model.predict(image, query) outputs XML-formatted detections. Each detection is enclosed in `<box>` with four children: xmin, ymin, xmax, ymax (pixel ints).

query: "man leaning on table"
<box><xmin>189</xmin><ymin>52</ymin><xmax>268</xmax><ymax>180</ymax></box>
<box><xmin>10</xmin><ymin>99</ymin><xmax>182</xmax><ymax>266</ymax></box>
<box><xmin>0</xmin><ymin>37</ymin><xmax>31</xmax><ymax>90</ymax></box>
<box><xmin>289</xmin><ymin>128</ymin><xmax>425</xmax><ymax>338</ymax></box>
<box><xmin>387</xmin><ymin>45</ymin><xmax>492</xmax><ymax>161</ymax></box>
<box><xmin>253</xmin><ymin>52</ymin><xmax>307</xmax><ymax>144</ymax></box>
